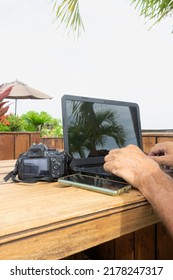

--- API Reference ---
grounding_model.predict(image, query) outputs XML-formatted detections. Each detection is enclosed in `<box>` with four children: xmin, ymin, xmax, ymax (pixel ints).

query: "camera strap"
<box><xmin>3</xmin><ymin>158</ymin><xmax>20</xmax><ymax>183</ymax></box>
<box><xmin>4</xmin><ymin>170</ymin><xmax>55</xmax><ymax>183</ymax></box>
<box><xmin>3</xmin><ymin>156</ymin><xmax>54</xmax><ymax>183</ymax></box>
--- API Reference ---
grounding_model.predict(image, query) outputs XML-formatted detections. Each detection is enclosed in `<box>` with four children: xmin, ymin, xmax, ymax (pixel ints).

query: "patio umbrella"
<box><xmin>0</xmin><ymin>80</ymin><xmax>52</xmax><ymax>114</ymax></box>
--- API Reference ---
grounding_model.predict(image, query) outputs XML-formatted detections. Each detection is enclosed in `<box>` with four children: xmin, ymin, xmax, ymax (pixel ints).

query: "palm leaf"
<box><xmin>51</xmin><ymin>1</ymin><xmax>173</xmax><ymax>37</ymax></box>
<box><xmin>131</xmin><ymin>0</ymin><xmax>173</xmax><ymax>27</ymax></box>
<box><xmin>51</xmin><ymin>0</ymin><xmax>84</xmax><ymax>37</ymax></box>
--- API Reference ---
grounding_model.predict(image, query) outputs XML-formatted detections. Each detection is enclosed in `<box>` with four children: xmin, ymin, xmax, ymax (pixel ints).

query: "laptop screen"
<box><xmin>62</xmin><ymin>95</ymin><xmax>142</xmax><ymax>166</ymax></box>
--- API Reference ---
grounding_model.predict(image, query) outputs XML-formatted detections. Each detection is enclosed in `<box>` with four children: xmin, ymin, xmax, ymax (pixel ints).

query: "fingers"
<box><xmin>150</xmin><ymin>155</ymin><xmax>173</xmax><ymax>167</ymax></box>
<box><xmin>148</xmin><ymin>147</ymin><xmax>165</xmax><ymax>156</ymax></box>
<box><xmin>104</xmin><ymin>145</ymin><xmax>146</xmax><ymax>179</ymax></box>
<box><xmin>105</xmin><ymin>145</ymin><xmax>140</xmax><ymax>163</ymax></box>
<box><xmin>148</xmin><ymin>142</ymin><xmax>173</xmax><ymax>157</ymax></box>
<box><xmin>104</xmin><ymin>149</ymin><xmax>118</xmax><ymax>174</ymax></box>
<box><xmin>104</xmin><ymin>148</ymin><xmax>120</xmax><ymax>161</ymax></box>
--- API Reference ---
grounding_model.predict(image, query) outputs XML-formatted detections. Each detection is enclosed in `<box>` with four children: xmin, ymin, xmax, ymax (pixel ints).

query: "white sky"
<box><xmin>0</xmin><ymin>0</ymin><xmax>173</xmax><ymax>129</ymax></box>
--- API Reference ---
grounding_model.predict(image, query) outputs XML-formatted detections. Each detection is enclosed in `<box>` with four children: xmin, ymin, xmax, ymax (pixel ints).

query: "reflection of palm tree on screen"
<box><xmin>68</xmin><ymin>101</ymin><xmax>126</xmax><ymax>157</ymax></box>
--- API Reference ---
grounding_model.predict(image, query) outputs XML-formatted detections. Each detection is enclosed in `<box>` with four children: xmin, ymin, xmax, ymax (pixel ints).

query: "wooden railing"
<box><xmin>40</xmin><ymin>136</ymin><xmax>64</xmax><ymax>150</ymax></box>
<box><xmin>0</xmin><ymin>132</ymin><xmax>40</xmax><ymax>160</ymax></box>
<box><xmin>142</xmin><ymin>130</ymin><xmax>173</xmax><ymax>153</ymax></box>
<box><xmin>1</xmin><ymin>130</ymin><xmax>173</xmax><ymax>160</ymax></box>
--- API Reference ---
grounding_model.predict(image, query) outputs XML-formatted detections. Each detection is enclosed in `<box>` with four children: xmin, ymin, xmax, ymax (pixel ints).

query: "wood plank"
<box><xmin>63</xmin><ymin>252</ymin><xmax>85</xmax><ymax>260</ymax></box>
<box><xmin>142</xmin><ymin>136</ymin><xmax>156</xmax><ymax>154</ymax></box>
<box><xmin>0</xmin><ymin>160</ymin><xmax>16</xmax><ymax>167</ymax></box>
<box><xmin>0</xmin><ymin>204</ymin><xmax>160</xmax><ymax>260</ymax></box>
<box><xmin>157</xmin><ymin>137</ymin><xmax>173</xmax><ymax>143</ymax></box>
<box><xmin>41</xmin><ymin>137</ymin><xmax>64</xmax><ymax>150</ymax></box>
<box><xmin>156</xmin><ymin>222</ymin><xmax>173</xmax><ymax>260</ymax></box>
<box><xmin>98</xmin><ymin>240</ymin><xmax>115</xmax><ymax>260</ymax></box>
<box><xmin>142</xmin><ymin>132</ymin><xmax>173</xmax><ymax>137</ymax></box>
<box><xmin>29</xmin><ymin>133</ymin><xmax>40</xmax><ymax>146</ymax></box>
<box><xmin>14</xmin><ymin>134</ymin><xmax>29</xmax><ymax>158</ymax></box>
<box><xmin>85</xmin><ymin>240</ymin><xmax>115</xmax><ymax>260</ymax></box>
<box><xmin>90</xmin><ymin>233</ymin><xmax>134</xmax><ymax>260</ymax></box>
<box><xmin>134</xmin><ymin>225</ymin><xmax>155</xmax><ymax>259</ymax></box>
<box><xmin>0</xmin><ymin>132</ymin><xmax>40</xmax><ymax>160</ymax></box>
<box><xmin>0</xmin><ymin>134</ymin><xmax>14</xmax><ymax>160</ymax></box>
<box><xmin>0</xmin><ymin>184</ymin><xmax>148</xmax><ymax>243</ymax></box>
<box><xmin>114</xmin><ymin>233</ymin><xmax>134</xmax><ymax>259</ymax></box>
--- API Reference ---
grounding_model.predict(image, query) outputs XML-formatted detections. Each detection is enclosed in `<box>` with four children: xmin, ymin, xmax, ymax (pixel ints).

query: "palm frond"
<box><xmin>131</xmin><ymin>0</ymin><xmax>173</xmax><ymax>27</ymax></box>
<box><xmin>51</xmin><ymin>0</ymin><xmax>84</xmax><ymax>37</ymax></box>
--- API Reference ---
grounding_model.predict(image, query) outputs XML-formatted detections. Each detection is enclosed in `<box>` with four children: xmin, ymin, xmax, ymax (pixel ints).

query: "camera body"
<box><xmin>17</xmin><ymin>144</ymin><xmax>70</xmax><ymax>181</ymax></box>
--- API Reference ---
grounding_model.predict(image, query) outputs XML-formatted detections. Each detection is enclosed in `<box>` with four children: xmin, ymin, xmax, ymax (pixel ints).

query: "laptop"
<box><xmin>61</xmin><ymin>95</ymin><xmax>142</xmax><ymax>181</ymax></box>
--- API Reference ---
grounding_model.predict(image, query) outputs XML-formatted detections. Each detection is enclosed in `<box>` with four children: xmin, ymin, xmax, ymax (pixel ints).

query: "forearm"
<box><xmin>104</xmin><ymin>144</ymin><xmax>173</xmax><ymax>237</ymax></box>
<box><xmin>137</xmin><ymin>167</ymin><xmax>173</xmax><ymax>238</ymax></box>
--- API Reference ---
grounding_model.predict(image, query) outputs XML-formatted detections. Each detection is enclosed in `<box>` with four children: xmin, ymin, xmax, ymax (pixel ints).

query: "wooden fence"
<box><xmin>40</xmin><ymin>137</ymin><xmax>64</xmax><ymax>150</ymax></box>
<box><xmin>1</xmin><ymin>130</ymin><xmax>173</xmax><ymax>160</ymax></box>
<box><xmin>0</xmin><ymin>133</ymin><xmax>64</xmax><ymax>160</ymax></box>
<box><xmin>0</xmin><ymin>132</ymin><xmax>40</xmax><ymax>160</ymax></box>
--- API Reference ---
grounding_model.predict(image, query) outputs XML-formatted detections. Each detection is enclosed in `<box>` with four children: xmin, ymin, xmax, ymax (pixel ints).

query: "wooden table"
<box><xmin>0</xmin><ymin>160</ymin><xmax>160</xmax><ymax>260</ymax></box>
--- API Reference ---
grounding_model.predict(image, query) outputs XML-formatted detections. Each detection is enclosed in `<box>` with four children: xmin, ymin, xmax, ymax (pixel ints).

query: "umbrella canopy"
<box><xmin>0</xmin><ymin>80</ymin><xmax>52</xmax><ymax>114</ymax></box>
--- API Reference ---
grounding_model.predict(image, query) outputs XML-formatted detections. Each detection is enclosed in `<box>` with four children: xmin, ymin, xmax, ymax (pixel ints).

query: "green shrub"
<box><xmin>40</xmin><ymin>119</ymin><xmax>63</xmax><ymax>137</ymax></box>
<box><xmin>21</xmin><ymin>111</ymin><xmax>51</xmax><ymax>131</ymax></box>
<box><xmin>0</xmin><ymin>111</ymin><xmax>63</xmax><ymax>137</ymax></box>
<box><xmin>7</xmin><ymin>114</ymin><xmax>24</xmax><ymax>131</ymax></box>
<box><xmin>0</xmin><ymin>123</ymin><xmax>10</xmax><ymax>131</ymax></box>
<box><xmin>0</xmin><ymin>114</ymin><xmax>23</xmax><ymax>131</ymax></box>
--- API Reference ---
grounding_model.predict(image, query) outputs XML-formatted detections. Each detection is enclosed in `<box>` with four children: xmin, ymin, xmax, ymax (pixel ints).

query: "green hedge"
<box><xmin>0</xmin><ymin>111</ymin><xmax>63</xmax><ymax>137</ymax></box>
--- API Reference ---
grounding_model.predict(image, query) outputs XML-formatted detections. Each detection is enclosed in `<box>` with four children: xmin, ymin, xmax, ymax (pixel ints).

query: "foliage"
<box><xmin>51</xmin><ymin>0</ymin><xmax>84</xmax><ymax>37</ymax></box>
<box><xmin>38</xmin><ymin>119</ymin><xmax>63</xmax><ymax>137</ymax></box>
<box><xmin>0</xmin><ymin>86</ymin><xmax>13</xmax><ymax>117</ymax></box>
<box><xmin>0</xmin><ymin>111</ymin><xmax>63</xmax><ymax>137</ymax></box>
<box><xmin>131</xmin><ymin>0</ymin><xmax>173</xmax><ymax>28</ymax></box>
<box><xmin>0</xmin><ymin>114</ymin><xmax>23</xmax><ymax>131</ymax></box>
<box><xmin>0</xmin><ymin>115</ymin><xmax>10</xmax><ymax>131</ymax></box>
<box><xmin>51</xmin><ymin>0</ymin><xmax>173</xmax><ymax>36</ymax></box>
<box><xmin>21</xmin><ymin>111</ymin><xmax>52</xmax><ymax>131</ymax></box>
<box><xmin>6</xmin><ymin>114</ymin><xmax>24</xmax><ymax>131</ymax></box>
<box><xmin>21</xmin><ymin>111</ymin><xmax>63</xmax><ymax>136</ymax></box>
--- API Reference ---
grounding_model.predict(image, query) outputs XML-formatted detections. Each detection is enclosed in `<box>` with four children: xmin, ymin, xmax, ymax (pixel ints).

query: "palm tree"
<box><xmin>51</xmin><ymin>0</ymin><xmax>173</xmax><ymax>36</ymax></box>
<box><xmin>68</xmin><ymin>101</ymin><xmax>126</xmax><ymax>157</ymax></box>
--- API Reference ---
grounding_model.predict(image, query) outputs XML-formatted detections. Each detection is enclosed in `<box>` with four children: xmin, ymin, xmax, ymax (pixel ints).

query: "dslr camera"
<box><xmin>16</xmin><ymin>143</ymin><xmax>70</xmax><ymax>182</ymax></box>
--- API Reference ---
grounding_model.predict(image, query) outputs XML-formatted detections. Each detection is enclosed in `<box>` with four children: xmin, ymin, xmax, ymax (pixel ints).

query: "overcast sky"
<box><xmin>1</xmin><ymin>0</ymin><xmax>173</xmax><ymax>129</ymax></box>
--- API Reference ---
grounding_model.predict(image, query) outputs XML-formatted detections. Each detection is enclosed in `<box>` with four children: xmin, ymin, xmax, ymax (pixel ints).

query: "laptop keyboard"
<box><xmin>73</xmin><ymin>165</ymin><xmax>125</xmax><ymax>182</ymax></box>
<box><xmin>73</xmin><ymin>165</ymin><xmax>117</xmax><ymax>178</ymax></box>
<box><xmin>76</xmin><ymin>165</ymin><xmax>107</xmax><ymax>174</ymax></box>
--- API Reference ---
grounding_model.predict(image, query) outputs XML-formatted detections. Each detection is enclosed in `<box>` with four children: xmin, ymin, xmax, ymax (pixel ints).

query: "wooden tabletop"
<box><xmin>0</xmin><ymin>160</ymin><xmax>160</xmax><ymax>260</ymax></box>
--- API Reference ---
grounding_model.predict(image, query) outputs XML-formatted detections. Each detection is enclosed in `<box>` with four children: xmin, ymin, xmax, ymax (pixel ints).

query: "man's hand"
<box><xmin>104</xmin><ymin>144</ymin><xmax>160</xmax><ymax>188</ymax></box>
<box><xmin>148</xmin><ymin>142</ymin><xmax>173</xmax><ymax>167</ymax></box>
